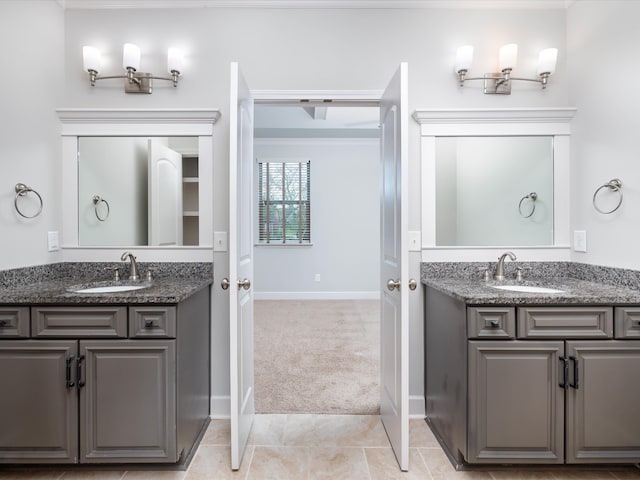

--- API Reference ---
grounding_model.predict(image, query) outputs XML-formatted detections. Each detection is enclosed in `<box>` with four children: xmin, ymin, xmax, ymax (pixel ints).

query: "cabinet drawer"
<box><xmin>614</xmin><ymin>307</ymin><xmax>640</xmax><ymax>339</ymax></box>
<box><xmin>129</xmin><ymin>307</ymin><xmax>176</xmax><ymax>338</ymax></box>
<box><xmin>467</xmin><ymin>307</ymin><xmax>515</xmax><ymax>339</ymax></box>
<box><xmin>517</xmin><ymin>307</ymin><xmax>613</xmax><ymax>339</ymax></box>
<box><xmin>0</xmin><ymin>307</ymin><xmax>29</xmax><ymax>338</ymax></box>
<box><xmin>31</xmin><ymin>307</ymin><xmax>127</xmax><ymax>338</ymax></box>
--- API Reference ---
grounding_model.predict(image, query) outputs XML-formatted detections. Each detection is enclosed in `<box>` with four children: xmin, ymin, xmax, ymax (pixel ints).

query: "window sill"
<box><xmin>254</xmin><ymin>243</ymin><xmax>314</xmax><ymax>247</ymax></box>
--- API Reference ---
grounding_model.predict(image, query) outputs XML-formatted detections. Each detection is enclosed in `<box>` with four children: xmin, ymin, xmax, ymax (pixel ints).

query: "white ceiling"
<box><xmin>254</xmin><ymin>105</ymin><xmax>380</xmax><ymax>139</ymax></box>
<box><xmin>57</xmin><ymin>0</ymin><xmax>575</xmax><ymax>9</ymax></box>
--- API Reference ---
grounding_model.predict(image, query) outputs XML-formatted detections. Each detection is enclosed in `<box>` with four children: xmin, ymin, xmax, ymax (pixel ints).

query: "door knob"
<box><xmin>221</xmin><ymin>278</ymin><xmax>230</xmax><ymax>290</ymax></box>
<box><xmin>238</xmin><ymin>278</ymin><xmax>251</xmax><ymax>290</ymax></box>
<box><xmin>387</xmin><ymin>279</ymin><xmax>400</xmax><ymax>291</ymax></box>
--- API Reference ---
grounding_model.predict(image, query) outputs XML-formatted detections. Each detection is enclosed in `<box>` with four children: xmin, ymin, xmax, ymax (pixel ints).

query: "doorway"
<box><xmin>229</xmin><ymin>63</ymin><xmax>409</xmax><ymax>471</ymax></box>
<box><xmin>252</xmin><ymin>103</ymin><xmax>382</xmax><ymax>414</ymax></box>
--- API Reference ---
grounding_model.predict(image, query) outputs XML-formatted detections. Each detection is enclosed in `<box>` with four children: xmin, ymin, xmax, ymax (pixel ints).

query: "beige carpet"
<box><xmin>254</xmin><ymin>299</ymin><xmax>380</xmax><ymax>414</ymax></box>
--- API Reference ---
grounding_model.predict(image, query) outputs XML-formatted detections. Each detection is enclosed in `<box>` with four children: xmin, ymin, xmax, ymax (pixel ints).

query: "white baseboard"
<box><xmin>254</xmin><ymin>291</ymin><xmax>380</xmax><ymax>300</ymax></box>
<box><xmin>210</xmin><ymin>395</ymin><xmax>230</xmax><ymax>419</ymax></box>
<box><xmin>409</xmin><ymin>395</ymin><xmax>425</xmax><ymax>419</ymax></box>
<box><xmin>210</xmin><ymin>394</ymin><xmax>425</xmax><ymax>420</ymax></box>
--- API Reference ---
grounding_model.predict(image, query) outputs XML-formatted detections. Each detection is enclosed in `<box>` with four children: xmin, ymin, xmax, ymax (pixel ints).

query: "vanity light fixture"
<box><xmin>455</xmin><ymin>44</ymin><xmax>557</xmax><ymax>94</ymax></box>
<box><xmin>82</xmin><ymin>44</ymin><xmax>184</xmax><ymax>94</ymax></box>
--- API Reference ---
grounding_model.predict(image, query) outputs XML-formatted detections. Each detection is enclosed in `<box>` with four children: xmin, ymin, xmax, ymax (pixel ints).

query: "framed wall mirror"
<box><xmin>414</xmin><ymin>108</ymin><xmax>576</xmax><ymax>259</ymax></box>
<box><xmin>57</xmin><ymin>109</ymin><xmax>220</xmax><ymax>260</ymax></box>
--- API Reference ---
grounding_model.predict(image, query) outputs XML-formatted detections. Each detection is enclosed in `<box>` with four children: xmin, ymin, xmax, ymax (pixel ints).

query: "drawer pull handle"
<box><xmin>66</xmin><ymin>354</ymin><xmax>75</xmax><ymax>388</ymax></box>
<box><xmin>488</xmin><ymin>319</ymin><xmax>500</xmax><ymax>328</ymax></box>
<box><xmin>77</xmin><ymin>355</ymin><xmax>85</xmax><ymax>388</ymax></box>
<box><xmin>559</xmin><ymin>356</ymin><xmax>569</xmax><ymax>389</ymax></box>
<box><xmin>144</xmin><ymin>319</ymin><xmax>155</xmax><ymax>328</ymax></box>
<box><xmin>0</xmin><ymin>320</ymin><xmax>7</xmax><ymax>328</ymax></box>
<box><xmin>569</xmin><ymin>356</ymin><xmax>579</xmax><ymax>389</ymax></box>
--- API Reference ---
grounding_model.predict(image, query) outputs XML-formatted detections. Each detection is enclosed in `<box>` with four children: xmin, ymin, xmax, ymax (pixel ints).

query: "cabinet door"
<box><xmin>468</xmin><ymin>341</ymin><xmax>564</xmax><ymax>464</ymax></box>
<box><xmin>566</xmin><ymin>340</ymin><xmax>640</xmax><ymax>463</ymax></box>
<box><xmin>0</xmin><ymin>340</ymin><xmax>78</xmax><ymax>463</ymax></box>
<box><xmin>79</xmin><ymin>340</ymin><xmax>176</xmax><ymax>463</ymax></box>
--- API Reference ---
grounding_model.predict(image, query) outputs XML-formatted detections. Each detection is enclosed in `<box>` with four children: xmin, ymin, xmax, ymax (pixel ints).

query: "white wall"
<box><xmin>567</xmin><ymin>1</ymin><xmax>640</xmax><ymax>269</ymax></box>
<box><xmin>254</xmin><ymin>139</ymin><xmax>380</xmax><ymax>300</ymax></box>
<box><xmin>0</xmin><ymin>1</ymin><xmax>64</xmax><ymax>269</ymax></box>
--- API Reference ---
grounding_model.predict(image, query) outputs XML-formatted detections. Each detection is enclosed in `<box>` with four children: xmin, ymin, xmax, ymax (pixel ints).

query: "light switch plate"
<box><xmin>573</xmin><ymin>230</ymin><xmax>587</xmax><ymax>253</ymax></box>
<box><xmin>47</xmin><ymin>231</ymin><xmax>59</xmax><ymax>252</ymax></box>
<box><xmin>214</xmin><ymin>231</ymin><xmax>228</xmax><ymax>252</ymax></box>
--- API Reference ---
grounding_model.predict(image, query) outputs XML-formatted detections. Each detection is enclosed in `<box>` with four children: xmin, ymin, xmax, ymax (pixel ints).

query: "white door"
<box><xmin>379</xmin><ymin>63</ymin><xmax>409</xmax><ymax>471</ymax></box>
<box><xmin>229</xmin><ymin>62</ymin><xmax>255</xmax><ymax>471</ymax></box>
<box><xmin>148</xmin><ymin>139</ymin><xmax>183</xmax><ymax>246</ymax></box>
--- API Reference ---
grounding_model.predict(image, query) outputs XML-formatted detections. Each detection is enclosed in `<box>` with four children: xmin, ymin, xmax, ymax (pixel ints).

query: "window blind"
<box><xmin>258</xmin><ymin>160</ymin><xmax>311</xmax><ymax>244</ymax></box>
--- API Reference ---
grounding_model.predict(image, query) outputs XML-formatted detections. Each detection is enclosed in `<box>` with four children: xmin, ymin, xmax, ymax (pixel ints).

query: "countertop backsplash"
<box><xmin>0</xmin><ymin>261</ymin><xmax>213</xmax><ymax>290</ymax></box>
<box><xmin>421</xmin><ymin>261</ymin><xmax>640</xmax><ymax>291</ymax></box>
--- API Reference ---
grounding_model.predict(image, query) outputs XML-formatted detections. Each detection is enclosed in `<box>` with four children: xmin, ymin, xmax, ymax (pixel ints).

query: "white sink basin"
<box><xmin>491</xmin><ymin>285</ymin><xmax>565</xmax><ymax>294</ymax></box>
<box><xmin>71</xmin><ymin>285</ymin><xmax>148</xmax><ymax>294</ymax></box>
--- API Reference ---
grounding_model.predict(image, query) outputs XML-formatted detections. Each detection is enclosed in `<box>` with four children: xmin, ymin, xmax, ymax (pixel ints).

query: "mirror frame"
<box><xmin>57</xmin><ymin>108</ymin><xmax>220</xmax><ymax>262</ymax></box>
<box><xmin>413</xmin><ymin>107</ymin><xmax>576</xmax><ymax>261</ymax></box>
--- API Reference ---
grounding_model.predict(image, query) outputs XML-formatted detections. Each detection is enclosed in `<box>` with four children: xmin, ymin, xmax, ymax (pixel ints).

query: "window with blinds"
<box><xmin>257</xmin><ymin>160</ymin><xmax>311</xmax><ymax>244</ymax></box>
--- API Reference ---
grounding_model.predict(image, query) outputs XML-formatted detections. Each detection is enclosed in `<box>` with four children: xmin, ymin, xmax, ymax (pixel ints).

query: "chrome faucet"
<box><xmin>494</xmin><ymin>251</ymin><xmax>517</xmax><ymax>280</ymax></box>
<box><xmin>120</xmin><ymin>251</ymin><xmax>139</xmax><ymax>281</ymax></box>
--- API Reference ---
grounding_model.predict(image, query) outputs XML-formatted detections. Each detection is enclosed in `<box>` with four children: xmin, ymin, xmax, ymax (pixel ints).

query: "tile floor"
<box><xmin>0</xmin><ymin>415</ymin><xmax>639</xmax><ymax>480</ymax></box>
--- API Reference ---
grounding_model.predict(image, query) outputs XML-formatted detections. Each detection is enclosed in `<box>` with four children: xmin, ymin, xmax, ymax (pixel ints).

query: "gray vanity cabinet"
<box><xmin>0</xmin><ymin>286</ymin><xmax>210</xmax><ymax>466</ymax></box>
<box><xmin>468</xmin><ymin>340</ymin><xmax>565</xmax><ymax>463</ymax></box>
<box><xmin>80</xmin><ymin>340</ymin><xmax>177</xmax><ymax>463</ymax></box>
<box><xmin>425</xmin><ymin>287</ymin><xmax>640</xmax><ymax>466</ymax></box>
<box><xmin>0</xmin><ymin>340</ymin><xmax>78</xmax><ymax>463</ymax></box>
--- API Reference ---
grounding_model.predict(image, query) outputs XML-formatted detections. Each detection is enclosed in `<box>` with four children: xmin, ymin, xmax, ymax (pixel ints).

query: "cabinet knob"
<box><xmin>144</xmin><ymin>319</ymin><xmax>155</xmax><ymax>328</ymax></box>
<box><xmin>0</xmin><ymin>319</ymin><xmax>7</xmax><ymax>328</ymax></box>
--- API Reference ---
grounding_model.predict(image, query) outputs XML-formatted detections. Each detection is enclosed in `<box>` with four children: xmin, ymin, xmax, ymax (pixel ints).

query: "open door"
<box><xmin>229</xmin><ymin>62</ymin><xmax>255</xmax><ymax>470</ymax></box>
<box><xmin>148</xmin><ymin>139</ymin><xmax>182</xmax><ymax>246</ymax></box>
<box><xmin>379</xmin><ymin>63</ymin><xmax>409</xmax><ymax>471</ymax></box>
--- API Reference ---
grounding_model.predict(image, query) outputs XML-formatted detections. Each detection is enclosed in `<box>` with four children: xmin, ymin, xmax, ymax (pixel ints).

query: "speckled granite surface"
<box><xmin>421</xmin><ymin>261</ymin><xmax>640</xmax><ymax>305</ymax></box>
<box><xmin>0</xmin><ymin>262</ymin><xmax>213</xmax><ymax>305</ymax></box>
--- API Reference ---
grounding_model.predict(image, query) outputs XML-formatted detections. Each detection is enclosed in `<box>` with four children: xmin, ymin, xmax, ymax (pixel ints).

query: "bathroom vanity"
<box><xmin>0</xmin><ymin>263</ymin><xmax>211</xmax><ymax>466</ymax></box>
<box><xmin>423</xmin><ymin>264</ymin><xmax>640</xmax><ymax>467</ymax></box>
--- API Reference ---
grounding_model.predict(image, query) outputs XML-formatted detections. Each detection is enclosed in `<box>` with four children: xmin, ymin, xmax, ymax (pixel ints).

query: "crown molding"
<box><xmin>58</xmin><ymin>0</ymin><xmax>574</xmax><ymax>9</ymax></box>
<box><xmin>56</xmin><ymin>108</ymin><xmax>221</xmax><ymax>124</ymax></box>
<box><xmin>412</xmin><ymin>107</ymin><xmax>577</xmax><ymax>125</ymax></box>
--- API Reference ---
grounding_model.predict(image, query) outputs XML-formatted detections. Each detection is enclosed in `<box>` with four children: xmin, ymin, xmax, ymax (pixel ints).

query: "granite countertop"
<box><xmin>422</xmin><ymin>277</ymin><xmax>640</xmax><ymax>306</ymax></box>
<box><xmin>0</xmin><ymin>262</ymin><xmax>213</xmax><ymax>305</ymax></box>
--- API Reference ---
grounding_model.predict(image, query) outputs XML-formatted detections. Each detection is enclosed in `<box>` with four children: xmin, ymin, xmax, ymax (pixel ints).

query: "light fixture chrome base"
<box><xmin>125</xmin><ymin>72</ymin><xmax>153</xmax><ymax>94</ymax></box>
<box><xmin>483</xmin><ymin>73</ymin><xmax>511</xmax><ymax>95</ymax></box>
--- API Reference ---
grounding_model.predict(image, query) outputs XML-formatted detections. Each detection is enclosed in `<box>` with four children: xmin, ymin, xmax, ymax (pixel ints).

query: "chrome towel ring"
<box><xmin>92</xmin><ymin>195</ymin><xmax>110</xmax><ymax>221</ymax></box>
<box><xmin>593</xmin><ymin>178</ymin><xmax>623</xmax><ymax>214</ymax></box>
<box><xmin>14</xmin><ymin>183</ymin><xmax>43</xmax><ymax>219</ymax></box>
<box><xmin>518</xmin><ymin>192</ymin><xmax>537</xmax><ymax>218</ymax></box>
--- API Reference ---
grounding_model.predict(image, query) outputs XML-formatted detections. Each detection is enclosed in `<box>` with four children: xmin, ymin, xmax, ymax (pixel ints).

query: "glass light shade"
<box><xmin>122</xmin><ymin>43</ymin><xmax>141</xmax><ymax>70</ymax></box>
<box><xmin>455</xmin><ymin>45</ymin><xmax>474</xmax><ymax>73</ymax></box>
<box><xmin>167</xmin><ymin>48</ymin><xmax>184</xmax><ymax>73</ymax></box>
<box><xmin>499</xmin><ymin>43</ymin><xmax>518</xmax><ymax>71</ymax></box>
<box><xmin>83</xmin><ymin>46</ymin><xmax>101</xmax><ymax>72</ymax></box>
<box><xmin>537</xmin><ymin>48</ymin><xmax>558</xmax><ymax>75</ymax></box>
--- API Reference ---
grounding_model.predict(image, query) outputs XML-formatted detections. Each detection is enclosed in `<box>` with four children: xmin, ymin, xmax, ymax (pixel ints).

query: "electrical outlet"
<box><xmin>314</xmin><ymin>274</ymin><xmax>321</xmax><ymax>282</ymax></box>
<box><xmin>573</xmin><ymin>230</ymin><xmax>587</xmax><ymax>253</ymax></box>
<box><xmin>47</xmin><ymin>231</ymin><xmax>59</xmax><ymax>252</ymax></box>
<box><xmin>408</xmin><ymin>231</ymin><xmax>421</xmax><ymax>252</ymax></box>
<box><xmin>214</xmin><ymin>232</ymin><xmax>227</xmax><ymax>252</ymax></box>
